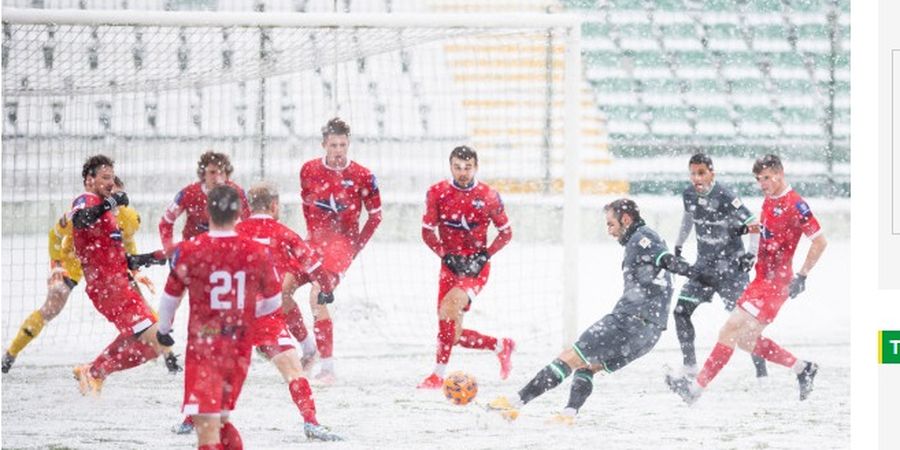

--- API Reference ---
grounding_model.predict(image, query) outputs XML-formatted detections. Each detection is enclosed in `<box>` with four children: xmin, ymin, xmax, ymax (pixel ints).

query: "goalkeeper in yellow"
<box><xmin>2</xmin><ymin>177</ymin><xmax>175</xmax><ymax>374</ymax></box>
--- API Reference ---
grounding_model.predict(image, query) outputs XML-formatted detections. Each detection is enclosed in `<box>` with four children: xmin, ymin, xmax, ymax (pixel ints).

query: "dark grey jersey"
<box><xmin>611</xmin><ymin>225</ymin><xmax>674</xmax><ymax>329</ymax></box>
<box><xmin>681</xmin><ymin>182</ymin><xmax>754</xmax><ymax>264</ymax></box>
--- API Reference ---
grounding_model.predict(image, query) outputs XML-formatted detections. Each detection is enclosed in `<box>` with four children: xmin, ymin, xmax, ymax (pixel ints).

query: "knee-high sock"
<box><xmin>220</xmin><ymin>422</ymin><xmax>242</xmax><ymax>450</ymax></box>
<box><xmin>457</xmin><ymin>329</ymin><xmax>498</xmax><ymax>351</ymax></box>
<box><xmin>751</xmin><ymin>336</ymin><xmax>797</xmax><ymax>368</ymax></box>
<box><xmin>436</xmin><ymin>319</ymin><xmax>455</xmax><ymax>365</ymax></box>
<box><xmin>696</xmin><ymin>343</ymin><xmax>734</xmax><ymax>388</ymax></box>
<box><xmin>289</xmin><ymin>377</ymin><xmax>319</xmax><ymax>425</ymax></box>
<box><xmin>566</xmin><ymin>368</ymin><xmax>594</xmax><ymax>412</ymax></box>
<box><xmin>518</xmin><ymin>358</ymin><xmax>572</xmax><ymax>405</ymax></box>
<box><xmin>8</xmin><ymin>310</ymin><xmax>45</xmax><ymax>356</ymax></box>
<box><xmin>673</xmin><ymin>300</ymin><xmax>698</xmax><ymax>367</ymax></box>
<box><xmin>89</xmin><ymin>333</ymin><xmax>158</xmax><ymax>379</ymax></box>
<box><xmin>313</xmin><ymin>319</ymin><xmax>333</xmax><ymax>359</ymax></box>
<box><xmin>284</xmin><ymin>307</ymin><xmax>308</xmax><ymax>342</ymax></box>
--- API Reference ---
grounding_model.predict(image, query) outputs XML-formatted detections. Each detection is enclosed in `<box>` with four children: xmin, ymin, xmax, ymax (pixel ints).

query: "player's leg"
<box><xmin>719</xmin><ymin>272</ymin><xmax>768</xmax><ymax>378</ymax></box>
<box><xmin>267</xmin><ymin>347</ymin><xmax>343</xmax><ymax>441</ymax></box>
<box><xmin>282</xmin><ymin>272</ymin><xmax>317</xmax><ymax>369</ymax></box>
<box><xmin>452</xmin><ymin>267</ymin><xmax>516</xmax><ymax>379</ymax></box>
<box><xmin>192</xmin><ymin>414</ymin><xmax>223</xmax><ymax>450</ymax></box>
<box><xmin>4</xmin><ymin>277</ymin><xmax>74</xmax><ymax>373</ymax></box>
<box><xmin>672</xmin><ymin>280</ymin><xmax>709</xmax><ymax>374</ymax></box>
<box><xmin>218</xmin><ymin>414</ymin><xmax>242</xmax><ymax>450</ymax></box>
<box><xmin>417</xmin><ymin>285</ymin><xmax>468</xmax><ymax>389</ymax></box>
<box><xmin>308</xmin><ymin>282</ymin><xmax>335</xmax><ymax>382</ymax></box>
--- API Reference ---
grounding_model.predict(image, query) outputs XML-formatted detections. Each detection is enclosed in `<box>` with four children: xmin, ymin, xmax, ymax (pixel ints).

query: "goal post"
<box><xmin>2</xmin><ymin>8</ymin><xmax>584</xmax><ymax>358</ymax></box>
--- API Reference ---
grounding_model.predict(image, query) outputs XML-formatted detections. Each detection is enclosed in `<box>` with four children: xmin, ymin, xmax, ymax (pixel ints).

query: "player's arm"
<box><xmin>485</xmin><ymin>190</ymin><xmax>512</xmax><ymax>257</ymax></box>
<box><xmin>356</xmin><ymin>172</ymin><xmax>383</xmax><ymax>254</ymax></box>
<box><xmin>788</xmin><ymin>199</ymin><xmax>827</xmax><ymax>298</ymax></box>
<box><xmin>156</xmin><ymin>257</ymin><xmax>188</xmax><ymax>344</ymax></box>
<box><xmin>47</xmin><ymin>220</ymin><xmax>69</xmax><ymax>283</ymax></box>
<box><xmin>159</xmin><ymin>191</ymin><xmax>186</xmax><ymax>255</ymax></box>
<box><xmin>723</xmin><ymin>190</ymin><xmax>760</xmax><ymax>269</ymax></box>
<box><xmin>256</xmin><ymin>250</ymin><xmax>284</xmax><ymax>317</ymax></box>
<box><xmin>421</xmin><ymin>187</ymin><xmax>444</xmax><ymax>256</ymax></box>
<box><xmin>798</xmin><ymin>233</ymin><xmax>827</xmax><ymax>277</ymax></box>
<box><xmin>72</xmin><ymin>192</ymin><xmax>129</xmax><ymax>229</ymax></box>
<box><xmin>674</xmin><ymin>210</ymin><xmax>692</xmax><ymax>257</ymax></box>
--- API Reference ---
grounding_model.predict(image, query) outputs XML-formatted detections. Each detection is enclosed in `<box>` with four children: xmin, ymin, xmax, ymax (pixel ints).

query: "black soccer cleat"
<box><xmin>797</xmin><ymin>362</ymin><xmax>819</xmax><ymax>401</ymax></box>
<box><xmin>665</xmin><ymin>373</ymin><xmax>701</xmax><ymax>405</ymax></box>
<box><xmin>2</xmin><ymin>351</ymin><xmax>15</xmax><ymax>374</ymax></box>
<box><xmin>164</xmin><ymin>352</ymin><xmax>183</xmax><ymax>374</ymax></box>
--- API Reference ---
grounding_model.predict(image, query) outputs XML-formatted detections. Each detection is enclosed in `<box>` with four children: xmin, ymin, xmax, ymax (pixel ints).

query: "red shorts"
<box><xmin>251</xmin><ymin>312</ymin><xmax>294</xmax><ymax>359</ymax></box>
<box><xmin>86</xmin><ymin>274</ymin><xmax>156</xmax><ymax>335</ymax></box>
<box><xmin>736</xmin><ymin>278</ymin><xmax>790</xmax><ymax>324</ymax></box>
<box><xmin>313</xmin><ymin>236</ymin><xmax>355</xmax><ymax>279</ymax></box>
<box><xmin>182</xmin><ymin>343</ymin><xmax>252</xmax><ymax>415</ymax></box>
<box><xmin>437</xmin><ymin>263</ymin><xmax>491</xmax><ymax>313</ymax></box>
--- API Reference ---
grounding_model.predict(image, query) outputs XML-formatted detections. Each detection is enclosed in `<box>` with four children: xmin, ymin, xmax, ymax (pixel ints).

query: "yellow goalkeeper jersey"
<box><xmin>48</xmin><ymin>205</ymin><xmax>141</xmax><ymax>284</ymax></box>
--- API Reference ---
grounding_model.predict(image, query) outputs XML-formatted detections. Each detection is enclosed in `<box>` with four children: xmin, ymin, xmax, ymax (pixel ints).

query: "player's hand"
<box><xmin>692</xmin><ymin>271</ymin><xmax>718</xmax><ymax>287</ymax></box>
<box><xmin>317</xmin><ymin>291</ymin><xmax>335</xmax><ymax>305</ymax></box>
<box><xmin>442</xmin><ymin>254</ymin><xmax>469</xmax><ymax>276</ymax></box>
<box><xmin>156</xmin><ymin>331</ymin><xmax>175</xmax><ymax>347</ymax></box>
<box><xmin>104</xmin><ymin>191</ymin><xmax>129</xmax><ymax>210</ymax></box>
<box><xmin>737</xmin><ymin>252</ymin><xmax>756</xmax><ymax>272</ymax></box>
<box><xmin>730</xmin><ymin>224</ymin><xmax>750</xmax><ymax>237</ymax></box>
<box><xmin>674</xmin><ymin>245</ymin><xmax>683</xmax><ymax>258</ymax></box>
<box><xmin>462</xmin><ymin>251</ymin><xmax>490</xmax><ymax>277</ymax></box>
<box><xmin>126</xmin><ymin>250</ymin><xmax>168</xmax><ymax>270</ymax></box>
<box><xmin>132</xmin><ymin>271</ymin><xmax>157</xmax><ymax>295</ymax></box>
<box><xmin>789</xmin><ymin>274</ymin><xmax>807</xmax><ymax>298</ymax></box>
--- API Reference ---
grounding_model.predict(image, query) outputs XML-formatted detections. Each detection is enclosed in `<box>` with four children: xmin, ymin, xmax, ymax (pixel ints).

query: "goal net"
<box><xmin>1</xmin><ymin>8</ymin><xmax>594</xmax><ymax>363</ymax></box>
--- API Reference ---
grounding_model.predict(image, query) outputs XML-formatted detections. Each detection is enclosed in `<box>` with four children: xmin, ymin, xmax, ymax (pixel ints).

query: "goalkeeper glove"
<box><xmin>462</xmin><ymin>251</ymin><xmax>490</xmax><ymax>277</ymax></box>
<box><xmin>104</xmin><ymin>191</ymin><xmax>129</xmax><ymax>210</ymax></box>
<box><xmin>442</xmin><ymin>254</ymin><xmax>469</xmax><ymax>276</ymax></box>
<box><xmin>127</xmin><ymin>250</ymin><xmax>167</xmax><ymax>270</ymax></box>
<box><xmin>317</xmin><ymin>291</ymin><xmax>335</xmax><ymax>305</ymax></box>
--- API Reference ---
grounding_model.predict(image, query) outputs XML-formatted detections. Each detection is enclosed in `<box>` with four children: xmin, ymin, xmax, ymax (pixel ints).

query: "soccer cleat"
<box><xmin>2</xmin><ymin>351</ymin><xmax>16</xmax><ymax>374</ymax></box>
<box><xmin>165</xmin><ymin>352</ymin><xmax>183</xmax><ymax>374</ymax></box>
<box><xmin>497</xmin><ymin>338</ymin><xmax>515</xmax><ymax>380</ymax></box>
<box><xmin>171</xmin><ymin>417</ymin><xmax>194</xmax><ymax>435</ymax></box>
<box><xmin>679</xmin><ymin>364</ymin><xmax>699</xmax><ymax>378</ymax></box>
<box><xmin>665</xmin><ymin>374</ymin><xmax>701</xmax><ymax>405</ymax></box>
<box><xmin>416</xmin><ymin>373</ymin><xmax>444</xmax><ymax>390</ymax></box>
<box><xmin>72</xmin><ymin>364</ymin><xmax>103</xmax><ymax>396</ymax></box>
<box><xmin>486</xmin><ymin>396</ymin><xmax>520</xmax><ymax>421</ymax></box>
<box><xmin>313</xmin><ymin>369</ymin><xmax>336</xmax><ymax>386</ymax></box>
<box><xmin>546</xmin><ymin>413</ymin><xmax>575</xmax><ymax>426</ymax></box>
<box><xmin>304</xmin><ymin>422</ymin><xmax>343</xmax><ymax>441</ymax></box>
<box><xmin>300</xmin><ymin>350</ymin><xmax>318</xmax><ymax>373</ymax></box>
<box><xmin>797</xmin><ymin>362</ymin><xmax>819</xmax><ymax>401</ymax></box>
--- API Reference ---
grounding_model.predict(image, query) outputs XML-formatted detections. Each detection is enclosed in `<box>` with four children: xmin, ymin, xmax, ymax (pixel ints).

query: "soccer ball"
<box><xmin>443</xmin><ymin>371</ymin><xmax>478</xmax><ymax>405</ymax></box>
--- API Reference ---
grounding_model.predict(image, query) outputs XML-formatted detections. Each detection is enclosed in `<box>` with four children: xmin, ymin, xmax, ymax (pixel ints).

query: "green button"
<box><xmin>880</xmin><ymin>330</ymin><xmax>900</xmax><ymax>364</ymax></box>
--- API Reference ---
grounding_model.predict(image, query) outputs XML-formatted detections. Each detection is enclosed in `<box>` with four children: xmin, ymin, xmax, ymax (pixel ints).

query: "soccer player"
<box><xmin>156</xmin><ymin>185</ymin><xmax>282</xmax><ymax>450</ymax></box>
<box><xmin>417</xmin><ymin>145</ymin><xmax>515</xmax><ymax>390</ymax></box>
<box><xmin>666</xmin><ymin>154</ymin><xmax>827</xmax><ymax>404</ymax></box>
<box><xmin>672</xmin><ymin>153</ymin><xmax>768</xmax><ymax>379</ymax></box>
<box><xmin>487</xmin><ymin>199</ymin><xmax>714</xmax><ymax>423</ymax></box>
<box><xmin>159</xmin><ymin>150</ymin><xmax>250</xmax><ymax>256</ymax></box>
<box><xmin>2</xmin><ymin>177</ymin><xmax>170</xmax><ymax>374</ymax></box>
<box><xmin>69</xmin><ymin>155</ymin><xmax>173</xmax><ymax>395</ymax></box>
<box><xmin>298</xmin><ymin>117</ymin><xmax>382</xmax><ymax>382</ymax></box>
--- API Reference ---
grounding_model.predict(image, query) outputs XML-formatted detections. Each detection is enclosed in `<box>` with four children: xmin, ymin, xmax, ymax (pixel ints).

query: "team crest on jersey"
<box><xmin>773</xmin><ymin>207</ymin><xmax>783</xmax><ymax>217</ymax></box>
<box><xmin>638</xmin><ymin>237</ymin><xmax>651</xmax><ymax>248</ymax></box>
<box><xmin>697</xmin><ymin>197</ymin><xmax>707</xmax><ymax>206</ymax></box>
<box><xmin>731</xmin><ymin>198</ymin><xmax>743</xmax><ymax>208</ymax></box>
<box><xmin>472</xmin><ymin>199</ymin><xmax>485</xmax><ymax>209</ymax></box>
<box><xmin>341</xmin><ymin>179</ymin><xmax>355</xmax><ymax>188</ymax></box>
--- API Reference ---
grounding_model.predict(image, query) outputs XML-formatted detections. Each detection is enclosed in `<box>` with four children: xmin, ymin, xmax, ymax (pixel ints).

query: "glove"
<box><xmin>156</xmin><ymin>330</ymin><xmax>175</xmax><ymax>347</ymax></box>
<box><xmin>730</xmin><ymin>224</ymin><xmax>750</xmax><ymax>237</ymax></box>
<box><xmin>737</xmin><ymin>252</ymin><xmax>756</xmax><ymax>272</ymax></box>
<box><xmin>674</xmin><ymin>245</ymin><xmax>683</xmax><ymax>258</ymax></box>
<box><xmin>692</xmin><ymin>271</ymin><xmax>718</xmax><ymax>287</ymax></box>
<box><xmin>317</xmin><ymin>291</ymin><xmax>335</xmax><ymax>305</ymax></box>
<box><xmin>164</xmin><ymin>352</ymin><xmax>182</xmax><ymax>374</ymax></box>
<box><xmin>104</xmin><ymin>191</ymin><xmax>129</xmax><ymax>210</ymax></box>
<box><xmin>789</xmin><ymin>274</ymin><xmax>807</xmax><ymax>298</ymax></box>
<box><xmin>442</xmin><ymin>254</ymin><xmax>469</xmax><ymax>276</ymax></box>
<box><xmin>132</xmin><ymin>270</ymin><xmax>157</xmax><ymax>295</ymax></box>
<box><xmin>126</xmin><ymin>250</ymin><xmax>167</xmax><ymax>270</ymax></box>
<box><xmin>462</xmin><ymin>251</ymin><xmax>490</xmax><ymax>277</ymax></box>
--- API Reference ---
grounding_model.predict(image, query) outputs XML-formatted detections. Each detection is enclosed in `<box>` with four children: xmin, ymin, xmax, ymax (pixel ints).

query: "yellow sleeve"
<box><xmin>117</xmin><ymin>206</ymin><xmax>141</xmax><ymax>255</ymax></box>
<box><xmin>51</xmin><ymin>214</ymin><xmax>76</xmax><ymax>263</ymax></box>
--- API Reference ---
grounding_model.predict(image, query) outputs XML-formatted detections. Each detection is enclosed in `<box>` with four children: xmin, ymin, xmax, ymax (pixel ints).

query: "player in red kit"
<box><xmin>667</xmin><ymin>154</ymin><xmax>827</xmax><ymax>404</ymax></box>
<box><xmin>70</xmin><ymin>155</ymin><xmax>173</xmax><ymax>396</ymax></box>
<box><xmin>159</xmin><ymin>151</ymin><xmax>250</xmax><ymax>255</ymax></box>
<box><xmin>298</xmin><ymin>117</ymin><xmax>382</xmax><ymax>383</ymax></box>
<box><xmin>417</xmin><ymin>146</ymin><xmax>515</xmax><ymax>389</ymax></box>
<box><xmin>157</xmin><ymin>185</ymin><xmax>282</xmax><ymax>450</ymax></box>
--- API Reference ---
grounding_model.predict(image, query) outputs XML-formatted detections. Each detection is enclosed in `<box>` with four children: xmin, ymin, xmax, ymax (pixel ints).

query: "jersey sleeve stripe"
<box><xmin>742</xmin><ymin>215</ymin><xmax>757</xmax><ymax>225</ymax></box>
<box><xmin>256</xmin><ymin>293</ymin><xmax>283</xmax><ymax>318</ymax></box>
<box><xmin>496</xmin><ymin>223</ymin><xmax>511</xmax><ymax>231</ymax></box>
<box><xmin>367</xmin><ymin>207</ymin><xmax>382</xmax><ymax>214</ymax></box>
<box><xmin>305</xmin><ymin>260</ymin><xmax>322</xmax><ymax>274</ymax></box>
<box><xmin>422</xmin><ymin>223</ymin><xmax>437</xmax><ymax>231</ymax></box>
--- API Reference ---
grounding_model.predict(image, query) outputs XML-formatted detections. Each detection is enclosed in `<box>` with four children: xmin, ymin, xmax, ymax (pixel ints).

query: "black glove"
<box><xmin>789</xmin><ymin>274</ymin><xmax>807</xmax><ymax>298</ymax></box>
<box><xmin>442</xmin><ymin>254</ymin><xmax>469</xmax><ymax>276</ymax></box>
<box><xmin>692</xmin><ymin>272</ymin><xmax>718</xmax><ymax>287</ymax></box>
<box><xmin>730</xmin><ymin>224</ymin><xmax>750</xmax><ymax>237</ymax></box>
<box><xmin>104</xmin><ymin>191</ymin><xmax>129</xmax><ymax>210</ymax></box>
<box><xmin>164</xmin><ymin>352</ymin><xmax>182</xmax><ymax>374</ymax></box>
<box><xmin>127</xmin><ymin>250</ymin><xmax>167</xmax><ymax>270</ymax></box>
<box><xmin>317</xmin><ymin>291</ymin><xmax>335</xmax><ymax>305</ymax></box>
<box><xmin>674</xmin><ymin>245</ymin><xmax>683</xmax><ymax>258</ymax></box>
<box><xmin>462</xmin><ymin>251</ymin><xmax>490</xmax><ymax>277</ymax></box>
<box><xmin>737</xmin><ymin>252</ymin><xmax>756</xmax><ymax>272</ymax></box>
<box><xmin>156</xmin><ymin>330</ymin><xmax>175</xmax><ymax>347</ymax></box>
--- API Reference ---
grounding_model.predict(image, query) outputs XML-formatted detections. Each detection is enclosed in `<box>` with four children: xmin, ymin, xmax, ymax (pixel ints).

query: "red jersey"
<box><xmin>235</xmin><ymin>214</ymin><xmax>322</xmax><ymax>278</ymax></box>
<box><xmin>755</xmin><ymin>187</ymin><xmax>822</xmax><ymax>284</ymax></box>
<box><xmin>300</xmin><ymin>158</ymin><xmax>381</xmax><ymax>249</ymax></box>
<box><xmin>159</xmin><ymin>181</ymin><xmax>250</xmax><ymax>253</ymax></box>
<box><xmin>422</xmin><ymin>180</ymin><xmax>511</xmax><ymax>257</ymax></box>
<box><xmin>70</xmin><ymin>192</ymin><xmax>128</xmax><ymax>286</ymax></box>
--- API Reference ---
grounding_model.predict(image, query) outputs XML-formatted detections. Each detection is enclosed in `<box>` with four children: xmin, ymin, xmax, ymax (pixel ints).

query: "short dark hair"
<box><xmin>113</xmin><ymin>176</ymin><xmax>124</xmax><ymax>188</ymax></box>
<box><xmin>207</xmin><ymin>185</ymin><xmax>242</xmax><ymax>226</ymax></box>
<box><xmin>82</xmin><ymin>154</ymin><xmax>114</xmax><ymax>181</ymax></box>
<box><xmin>196</xmin><ymin>151</ymin><xmax>234</xmax><ymax>180</ymax></box>
<box><xmin>604</xmin><ymin>198</ymin><xmax>642</xmax><ymax>224</ymax></box>
<box><xmin>247</xmin><ymin>181</ymin><xmax>279</xmax><ymax>213</ymax></box>
<box><xmin>321</xmin><ymin>117</ymin><xmax>350</xmax><ymax>140</ymax></box>
<box><xmin>752</xmin><ymin>154</ymin><xmax>783</xmax><ymax>175</ymax></box>
<box><xmin>449</xmin><ymin>145</ymin><xmax>478</xmax><ymax>165</ymax></box>
<box><xmin>689</xmin><ymin>153</ymin><xmax>713</xmax><ymax>170</ymax></box>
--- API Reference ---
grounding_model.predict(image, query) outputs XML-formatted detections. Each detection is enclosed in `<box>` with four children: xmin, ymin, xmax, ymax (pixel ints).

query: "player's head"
<box><xmin>207</xmin><ymin>185</ymin><xmax>242</xmax><ymax>228</ymax></box>
<box><xmin>112</xmin><ymin>176</ymin><xmax>125</xmax><ymax>193</ymax></box>
<box><xmin>752</xmin><ymin>154</ymin><xmax>786</xmax><ymax>197</ymax></box>
<box><xmin>449</xmin><ymin>145</ymin><xmax>478</xmax><ymax>188</ymax></box>
<box><xmin>688</xmin><ymin>153</ymin><xmax>715</xmax><ymax>194</ymax></box>
<box><xmin>82</xmin><ymin>154</ymin><xmax>116</xmax><ymax>198</ymax></box>
<box><xmin>247</xmin><ymin>181</ymin><xmax>280</xmax><ymax>220</ymax></box>
<box><xmin>196</xmin><ymin>151</ymin><xmax>233</xmax><ymax>189</ymax></box>
<box><xmin>604</xmin><ymin>198</ymin><xmax>642</xmax><ymax>241</ymax></box>
<box><xmin>321</xmin><ymin>117</ymin><xmax>350</xmax><ymax>169</ymax></box>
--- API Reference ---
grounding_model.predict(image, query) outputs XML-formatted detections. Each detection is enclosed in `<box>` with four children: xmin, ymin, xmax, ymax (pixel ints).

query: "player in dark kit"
<box><xmin>672</xmin><ymin>153</ymin><xmax>767</xmax><ymax>378</ymax></box>
<box><xmin>487</xmin><ymin>199</ymin><xmax>712</xmax><ymax>423</ymax></box>
<box><xmin>667</xmin><ymin>154</ymin><xmax>827</xmax><ymax>404</ymax></box>
<box><xmin>417</xmin><ymin>145</ymin><xmax>514</xmax><ymax>389</ymax></box>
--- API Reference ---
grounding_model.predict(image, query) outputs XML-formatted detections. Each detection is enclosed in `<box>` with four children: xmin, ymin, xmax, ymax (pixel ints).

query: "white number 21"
<box><xmin>209</xmin><ymin>270</ymin><xmax>246</xmax><ymax>310</ymax></box>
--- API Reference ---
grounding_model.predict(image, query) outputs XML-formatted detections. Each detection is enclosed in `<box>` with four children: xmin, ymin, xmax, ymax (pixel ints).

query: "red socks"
<box><xmin>284</xmin><ymin>307</ymin><xmax>308</xmax><ymax>342</ymax></box>
<box><xmin>198</xmin><ymin>444</ymin><xmax>223</xmax><ymax>450</ymax></box>
<box><xmin>289</xmin><ymin>377</ymin><xmax>319</xmax><ymax>425</ymax></box>
<box><xmin>314</xmin><ymin>319</ymin><xmax>333</xmax><ymax>359</ymax></box>
<box><xmin>220</xmin><ymin>422</ymin><xmax>242</xmax><ymax>450</ymax></box>
<box><xmin>696</xmin><ymin>343</ymin><xmax>735</xmax><ymax>388</ymax></box>
<box><xmin>90</xmin><ymin>333</ymin><xmax>158</xmax><ymax>380</ymax></box>
<box><xmin>436</xmin><ymin>319</ymin><xmax>455</xmax><ymax>364</ymax></box>
<box><xmin>752</xmin><ymin>337</ymin><xmax>797</xmax><ymax>368</ymax></box>
<box><xmin>458</xmin><ymin>329</ymin><xmax>498</xmax><ymax>351</ymax></box>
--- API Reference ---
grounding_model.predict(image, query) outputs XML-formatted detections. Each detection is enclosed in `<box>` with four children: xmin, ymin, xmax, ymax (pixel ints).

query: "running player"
<box><xmin>298</xmin><ymin>117</ymin><xmax>382</xmax><ymax>382</ymax></box>
<box><xmin>667</xmin><ymin>154</ymin><xmax>827</xmax><ymax>404</ymax></box>
<box><xmin>417</xmin><ymin>145</ymin><xmax>514</xmax><ymax>389</ymax></box>
<box><xmin>672</xmin><ymin>153</ymin><xmax>768</xmax><ymax>378</ymax></box>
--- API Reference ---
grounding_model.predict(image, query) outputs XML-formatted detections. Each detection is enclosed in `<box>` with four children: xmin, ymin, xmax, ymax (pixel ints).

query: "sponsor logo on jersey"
<box><xmin>472</xmin><ymin>199</ymin><xmax>485</xmax><ymax>209</ymax></box>
<box><xmin>638</xmin><ymin>237</ymin><xmax>651</xmax><ymax>248</ymax></box>
<box><xmin>444</xmin><ymin>215</ymin><xmax>476</xmax><ymax>231</ymax></box>
<box><xmin>731</xmin><ymin>198</ymin><xmax>743</xmax><ymax>208</ymax></box>
<box><xmin>314</xmin><ymin>194</ymin><xmax>348</xmax><ymax>214</ymax></box>
<box><xmin>698</xmin><ymin>197</ymin><xmax>707</xmax><ymax>206</ymax></box>
<box><xmin>795</xmin><ymin>200</ymin><xmax>812</xmax><ymax>217</ymax></box>
<box><xmin>773</xmin><ymin>207</ymin><xmax>783</xmax><ymax>217</ymax></box>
